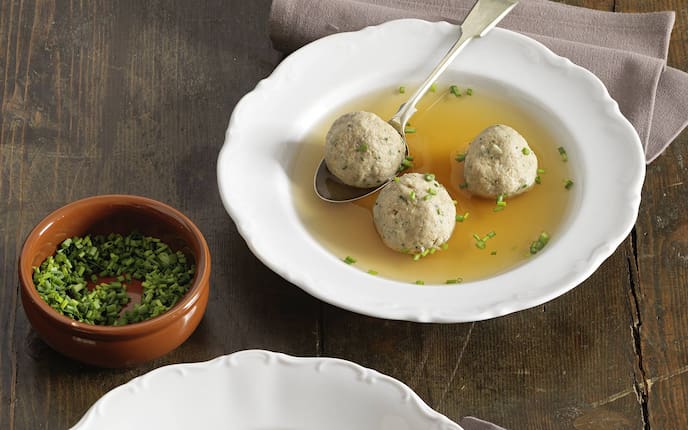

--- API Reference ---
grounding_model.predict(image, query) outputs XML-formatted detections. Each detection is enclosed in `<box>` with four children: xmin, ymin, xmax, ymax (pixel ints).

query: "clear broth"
<box><xmin>291</xmin><ymin>85</ymin><xmax>572</xmax><ymax>284</ymax></box>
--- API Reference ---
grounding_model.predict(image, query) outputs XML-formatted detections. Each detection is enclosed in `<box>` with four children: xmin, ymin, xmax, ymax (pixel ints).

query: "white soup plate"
<box><xmin>217</xmin><ymin>19</ymin><xmax>644</xmax><ymax>322</ymax></box>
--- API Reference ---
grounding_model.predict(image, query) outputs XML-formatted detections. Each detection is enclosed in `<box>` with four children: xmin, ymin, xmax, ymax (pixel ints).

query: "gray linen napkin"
<box><xmin>269</xmin><ymin>0</ymin><xmax>688</xmax><ymax>163</ymax></box>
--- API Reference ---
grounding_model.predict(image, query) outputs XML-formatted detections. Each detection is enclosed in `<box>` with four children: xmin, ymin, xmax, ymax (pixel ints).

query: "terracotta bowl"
<box><xmin>18</xmin><ymin>195</ymin><xmax>211</xmax><ymax>368</ymax></box>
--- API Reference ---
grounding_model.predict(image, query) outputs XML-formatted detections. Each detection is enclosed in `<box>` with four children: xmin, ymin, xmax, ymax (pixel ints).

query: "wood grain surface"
<box><xmin>1</xmin><ymin>1</ymin><xmax>686</xmax><ymax>429</ymax></box>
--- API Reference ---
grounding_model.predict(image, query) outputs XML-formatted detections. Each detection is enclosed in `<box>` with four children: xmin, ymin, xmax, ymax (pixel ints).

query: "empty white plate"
<box><xmin>71</xmin><ymin>350</ymin><xmax>461</xmax><ymax>430</ymax></box>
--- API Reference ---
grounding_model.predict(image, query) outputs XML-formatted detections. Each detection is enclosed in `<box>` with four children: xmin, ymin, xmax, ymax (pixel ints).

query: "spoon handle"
<box><xmin>389</xmin><ymin>0</ymin><xmax>518</xmax><ymax>133</ymax></box>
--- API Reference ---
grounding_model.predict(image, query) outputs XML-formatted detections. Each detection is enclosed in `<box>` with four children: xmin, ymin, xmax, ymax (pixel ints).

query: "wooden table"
<box><xmin>1</xmin><ymin>1</ymin><xmax>686</xmax><ymax>428</ymax></box>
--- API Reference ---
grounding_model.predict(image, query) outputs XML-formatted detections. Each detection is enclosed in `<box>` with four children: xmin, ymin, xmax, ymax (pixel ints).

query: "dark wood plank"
<box><xmin>324</xmin><ymin>245</ymin><xmax>645</xmax><ymax>429</ymax></box>
<box><xmin>0</xmin><ymin>1</ymin><xmax>319</xmax><ymax>428</ymax></box>
<box><xmin>616</xmin><ymin>1</ymin><xmax>688</xmax><ymax>428</ymax></box>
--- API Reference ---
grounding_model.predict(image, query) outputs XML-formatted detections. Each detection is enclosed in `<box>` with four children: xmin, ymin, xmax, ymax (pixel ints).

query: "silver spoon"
<box><xmin>314</xmin><ymin>0</ymin><xmax>518</xmax><ymax>203</ymax></box>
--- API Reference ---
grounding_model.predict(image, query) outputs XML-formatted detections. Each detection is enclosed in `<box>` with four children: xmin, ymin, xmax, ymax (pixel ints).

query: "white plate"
<box><xmin>71</xmin><ymin>350</ymin><xmax>461</xmax><ymax>430</ymax></box>
<box><xmin>217</xmin><ymin>19</ymin><xmax>644</xmax><ymax>322</ymax></box>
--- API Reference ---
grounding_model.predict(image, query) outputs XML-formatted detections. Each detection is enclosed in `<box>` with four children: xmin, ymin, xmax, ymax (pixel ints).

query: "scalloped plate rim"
<box><xmin>70</xmin><ymin>349</ymin><xmax>463</xmax><ymax>430</ymax></box>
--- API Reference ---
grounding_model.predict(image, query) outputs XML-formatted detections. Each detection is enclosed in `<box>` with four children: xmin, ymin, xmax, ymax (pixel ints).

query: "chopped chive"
<box><xmin>413</xmin><ymin>253</ymin><xmax>421</xmax><ymax>261</ymax></box>
<box><xmin>537</xmin><ymin>168</ymin><xmax>545</xmax><ymax>174</ymax></box>
<box><xmin>398</xmin><ymin>86</ymin><xmax>406</xmax><ymax>94</ymax></box>
<box><xmin>445</xmin><ymin>277</ymin><xmax>463</xmax><ymax>284</ymax></box>
<box><xmin>430</xmin><ymin>83</ymin><xmax>437</xmax><ymax>92</ymax></box>
<box><xmin>474</xmin><ymin>230</ymin><xmax>495</xmax><ymax>249</ymax></box>
<box><xmin>356</xmin><ymin>143</ymin><xmax>368</xmax><ymax>152</ymax></box>
<box><xmin>529</xmin><ymin>232</ymin><xmax>550</xmax><ymax>255</ymax></box>
<box><xmin>490</xmin><ymin>250</ymin><xmax>497</xmax><ymax>256</ymax></box>
<box><xmin>494</xmin><ymin>194</ymin><xmax>507</xmax><ymax>211</ymax></box>
<box><xmin>541</xmin><ymin>232</ymin><xmax>550</xmax><ymax>241</ymax></box>
<box><xmin>415</xmin><ymin>280</ymin><xmax>425</xmax><ymax>285</ymax></box>
<box><xmin>558</xmin><ymin>146</ymin><xmax>568</xmax><ymax>162</ymax></box>
<box><xmin>522</xmin><ymin>147</ymin><xmax>530</xmax><ymax>155</ymax></box>
<box><xmin>441</xmin><ymin>243</ymin><xmax>449</xmax><ymax>250</ymax></box>
<box><xmin>393</xmin><ymin>176</ymin><xmax>400</xmax><ymax>182</ymax></box>
<box><xmin>427</xmin><ymin>187</ymin><xmax>437</xmax><ymax>196</ymax></box>
<box><xmin>399</xmin><ymin>156</ymin><xmax>414</xmax><ymax>172</ymax></box>
<box><xmin>404</xmin><ymin>127</ymin><xmax>416</xmax><ymax>134</ymax></box>
<box><xmin>564</xmin><ymin>179</ymin><xmax>574</xmax><ymax>190</ymax></box>
<box><xmin>32</xmin><ymin>233</ymin><xmax>194</xmax><ymax>326</ymax></box>
<box><xmin>455</xmin><ymin>153</ymin><xmax>466</xmax><ymax>162</ymax></box>
<box><xmin>466</xmin><ymin>88</ymin><xmax>473</xmax><ymax>96</ymax></box>
<box><xmin>450</xmin><ymin>85</ymin><xmax>461</xmax><ymax>97</ymax></box>
<box><xmin>424</xmin><ymin>173</ymin><xmax>435</xmax><ymax>182</ymax></box>
<box><xmin>343</xmin><ymin>256</ymin><xmax>357</xmax><ymax>264</ymax></box>
<box><xmin>535</xmin><ymin>175</ymin><xmax>542</xmax><ymax>184</ymax></box>
<box><xmin>409</xmin><ymin>191</ymin><xmax>416</xmax><ymax>201</ymax></box>
<box><xmin>367</xmin><ymin>269</ymin><xmax>378</xmax><ymax>275</ymax></box>
<box><xmin>455</xmin><ymin>212</ymin><xmax>469</xmax><ymax>222</ymax></box>
<box><xmin>472</xmin><ymin>233</ymin><xmax>487</xmax><ymax>249</ymax></box>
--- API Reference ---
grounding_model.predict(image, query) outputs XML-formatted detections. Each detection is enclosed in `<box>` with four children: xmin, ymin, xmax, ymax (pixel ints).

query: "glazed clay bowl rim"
<box><xmin>18</xmin><ymin>194</ymin><xmax>211</xmax><ymax>339</ymax></box>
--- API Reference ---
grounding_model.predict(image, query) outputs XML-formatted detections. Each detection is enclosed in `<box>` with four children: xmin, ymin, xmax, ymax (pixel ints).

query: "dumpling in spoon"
<box><xmin>324</xmin><ymin>111</ymin><xmax>406</xmax><ymax>188</ymax></box>
<box><xmin>463</xmin><ymin>124</ymin><xmax>538</xmax><ymax>198</ymax></box>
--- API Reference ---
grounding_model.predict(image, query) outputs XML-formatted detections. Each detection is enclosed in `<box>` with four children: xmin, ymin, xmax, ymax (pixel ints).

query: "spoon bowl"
<box><xmin>313</xmin><ymin>0</ymin><xmax>518</xmax><ymax>203</ymax></box>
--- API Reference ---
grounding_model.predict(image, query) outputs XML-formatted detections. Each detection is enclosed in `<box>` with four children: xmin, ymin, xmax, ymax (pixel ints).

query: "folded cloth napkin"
<box><xmin>269</xmin><ymin>0</ymin><xmax>688</xmax><ymax>163</ymax></box>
